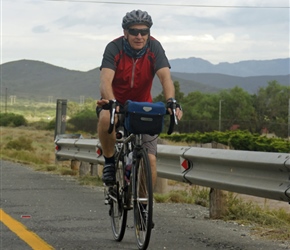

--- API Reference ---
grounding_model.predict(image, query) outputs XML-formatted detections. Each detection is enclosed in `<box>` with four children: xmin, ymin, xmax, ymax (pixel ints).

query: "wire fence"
<box><xmin>169</xmin><ymin>119</ymin><xmax>289</xmax><ymax>138</ymax></box>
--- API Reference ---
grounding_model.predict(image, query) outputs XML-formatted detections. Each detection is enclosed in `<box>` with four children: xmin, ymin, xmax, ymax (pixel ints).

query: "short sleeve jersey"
<box><xmin>100</xmin><ymin>36</ymin><xmax>171</xmax><ymax>105</ymax></box>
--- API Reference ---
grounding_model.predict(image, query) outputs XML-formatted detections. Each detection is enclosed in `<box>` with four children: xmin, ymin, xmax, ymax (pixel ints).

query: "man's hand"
<box><xmin>96</xmin><ymin>99</ymin><xmax>109</xmax><ymax>107</ymax></box>
<box><xmin>96</xmin><ymin>99</ymin><xmax>120</xmax><ymax>112</ymax></box>
<box><xmin>166</xmin><ymin>98</ymin><xmax>183</xmax><ymax>120</ymax></box>
<box><xmin>176</xmin><ymin>106</ymin><xmax>183</xmax><ymax>120</ymax></box>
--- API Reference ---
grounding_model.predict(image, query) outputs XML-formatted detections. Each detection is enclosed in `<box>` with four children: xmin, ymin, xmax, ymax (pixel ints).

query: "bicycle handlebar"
<box><xmin>105</xmin><ymin>101</ymin><xmax>178</xmax><ymax>135</ymax></box>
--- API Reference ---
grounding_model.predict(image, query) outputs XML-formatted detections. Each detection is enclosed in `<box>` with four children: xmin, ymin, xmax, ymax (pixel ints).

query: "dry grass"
<box><xmin>0</xmin><ymin>126</ymin><xmax>101</xmax><ymax>183</ymax></box>
<box><xmin>154</xmin><ymin>185</ymin><xmax>209</xmax><ymax>207</ymax></box>
<box><xmin>1</xmin><ymin>126</ymin><xmax>56</xmax><ymax>164</ymax></box>
<box><xmin>155</xmin><ymin>181</ymin><xmax>290</xmax><ymax>242</ymax></box>
<box><xmin>0</xmin><ymin>126</ymin><xmax>79</xmax><ymax>177</ymax></box>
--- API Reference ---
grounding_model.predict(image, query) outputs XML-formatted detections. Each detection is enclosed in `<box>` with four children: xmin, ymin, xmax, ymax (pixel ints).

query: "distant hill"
<box><xmin>1</xmin><ymin>60</ymin><xmax>100</xmax><ymax>102</ymax></box>
<box><xmin>0</xmin><ymin>59</ymin><xmax>289</xmax><ymax>102</ymax></box>
<box><xmin>170</xmin><ymin>72</ymin><xmax>290</xmax><ymax>94</ymax></box>
<box><xmin>170</xmin><ymin>57</ymin><xmax>290</xmax><ymax>77</ymax></box>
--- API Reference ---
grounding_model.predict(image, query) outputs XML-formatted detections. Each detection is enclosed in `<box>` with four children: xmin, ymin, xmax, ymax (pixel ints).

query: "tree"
<box><xmin>219</xmin><ymin>87</ymin><xmax>255</xmax><ymax>131</ymax></box>
<box><xmin>152</xmin><ymin>79</ymin><xmax>289</xmax><ymax>137</ymax></box>
<box><xmin>253</xmin><ymin>81</ymin><xmax>289</xmax><ymax>137</ymax></box>
<box><xmin>153</xmin><ymin>81</ymin><xmax>184</xmax><ymax>102</ymax></box>
<box><xmin>182</xmin><ymin>92</ymin><xmax>219</xmax><ymax>132</ymax></box>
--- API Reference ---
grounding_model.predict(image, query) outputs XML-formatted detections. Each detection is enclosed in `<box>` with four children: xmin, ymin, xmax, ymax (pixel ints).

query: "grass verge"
<box><xmin>154</xmin><ymin>185</ymin><xmax>290</xmax><ymax>241</ymax></box>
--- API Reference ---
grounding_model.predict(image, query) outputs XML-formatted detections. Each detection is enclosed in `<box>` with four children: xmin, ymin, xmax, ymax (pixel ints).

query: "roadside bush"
<box><xmin>160</xmin><ymin>130</ymin><xmax>290</xmax><ymax>153</ymax></box>
<box><xmin>67</xmin><ymin>109</ymin><xmax>97</xmax><ymax>134</ymax></box>
<box><xmin>0</xmin><ymin>113</ymin><xmax>27</xmax><ymax>127</ymax></box>
<box><xmin>29</xmin><ymin>120</ymin><xmax>51</xmax><ymax>130</ymax></box>
<box><xmin>46</xmin><ymin>118</ymin><xmax>56</xmax><ymax>130</ymax></box>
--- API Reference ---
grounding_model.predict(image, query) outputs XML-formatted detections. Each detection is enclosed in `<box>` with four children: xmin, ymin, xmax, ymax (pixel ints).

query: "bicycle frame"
<box><xmin>103</xmin><ymin>100</ymin><xmax>178</xmax><ymax>250</ymax></box>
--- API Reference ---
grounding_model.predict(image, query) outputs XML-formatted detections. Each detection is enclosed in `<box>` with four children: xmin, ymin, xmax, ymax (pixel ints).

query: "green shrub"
<box><xmin>67</xmin><ymin>109</ymin><xmax>97</xmax><ymax>134</ymax></box>
<box><xmin>0</xmin><ymin>113</ymin><xmax>27</xmax><ymax>127</ymax></box>
<box><xmin>160</xmin><ymin>130</ymin><xmax>290</xmax><ymax>153</ymax></box>
<box><xmin>29</xmin><ymin>120</ymin><xmax>51</xmax><ymax>130</ymax></box>
<box><xmin>46</xmin><ymin>118</ymin><xmax>56</xmax><ymax>130</ymax></box>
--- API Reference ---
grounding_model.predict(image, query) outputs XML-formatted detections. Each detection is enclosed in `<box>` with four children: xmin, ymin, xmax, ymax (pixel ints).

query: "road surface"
<box><xmin>1</xmin><ymin>160</ymin><xmax>289</xmax><ymax>250</ymax></box>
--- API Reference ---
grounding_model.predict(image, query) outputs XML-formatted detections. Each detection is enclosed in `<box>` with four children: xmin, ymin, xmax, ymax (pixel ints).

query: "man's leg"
<box><xmin>148</xmin><ymin>153</ymin><xmax>157</xmax><ymax>189</ymax></box>
<box><xmin>98</xmin><ymin>109</ymin><xmax>116</xmax><ymax>157</ymax></box>
<box><xmin>98</xmin><ymin>109</ymin><xmax>116</xmax><ymax>185</ymax></box>
<box><xmin>141</xmin><ymin>135</ymin><xmax>157</xmax><ymax>229</ymax></box>
<box><xmin>142</xmin><ymin>134</ymin><xmax>158</xmax><ymax>188</ymax></box>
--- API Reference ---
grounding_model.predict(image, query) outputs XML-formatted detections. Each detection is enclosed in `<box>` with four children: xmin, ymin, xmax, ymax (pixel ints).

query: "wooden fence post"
<box><xmin>71</xmin><ymin>160</ymin><xmax>80</xmax><ymax>171</ymax></box>
<box><xmin>154</xmin><ymin>177</ymin><xmax>168</xmax><ymax>193</ymax></box>
<box><xmin>79</xmin><ymin>162</ymin><xmax>91</xmax><ymax>176</ymax></box>
<box><xmin>208</xmin><ymin>141</ymin><xmax>227</xmax><ymax>219</ymax></box>
<box><xmin>91</xmin><ymin>164</ymin><xmax>98</xmax><ymax>176</ymax></box>
<box><xmin>209</xmin><ymin>188</ymin><xmax>227</xmax><ymax>219</ymax></box>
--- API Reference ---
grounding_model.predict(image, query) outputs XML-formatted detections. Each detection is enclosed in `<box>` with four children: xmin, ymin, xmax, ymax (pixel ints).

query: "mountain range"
<box><xmin>170</xmin><ymin>57</ymin><xmax>289</xmax><ymax>77</ymax></box>
<box><xmin>0</xmin><ymin>58</ymin><xmax>289</xmax><ymax>102</ymax></box>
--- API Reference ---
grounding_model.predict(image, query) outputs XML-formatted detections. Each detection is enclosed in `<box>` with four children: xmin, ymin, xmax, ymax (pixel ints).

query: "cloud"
<box><xmin>54</xmin><ymin>15</ymin><xmax>87</xmax><ymax>29</ymax></box>
<box><xmin>216</xmin><ymin>33</ymin><xmax>236</xmax><ymax>43</ymax></box>
<box><xmin>1</xmin><ymin>0</ymin><xmax>289</xmax><ymax>71</ymax></box>
<box><xmin>32</xmin><ymin>25</ymin><xmax>49</xmax><ymax>33</ymax></box>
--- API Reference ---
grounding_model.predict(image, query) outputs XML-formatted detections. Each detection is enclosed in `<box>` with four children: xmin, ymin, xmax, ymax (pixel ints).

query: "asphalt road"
<box><xmin>1</xmin><ymin>160</ymin><xmax>289</xmax><ymax>250</ymax></box>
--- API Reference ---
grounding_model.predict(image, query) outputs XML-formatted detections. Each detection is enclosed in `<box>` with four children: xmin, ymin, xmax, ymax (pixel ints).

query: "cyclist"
<box><xmin>97</xmin><ymin>9</ymin><xmax>183</xmax><ymax>189</ymax></box>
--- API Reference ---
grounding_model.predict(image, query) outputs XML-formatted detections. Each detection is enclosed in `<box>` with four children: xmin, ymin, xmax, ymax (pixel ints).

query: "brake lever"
<box><xmin>172</xmin><ymin>100</ymin><xmax>178</xmax><ymax>125</ymax></box>
<box><xmin>108</xmin><ymin>100</ymin><xmax>117</xmax><ymax>134</ymax></box>
<box><xmin>173</xmin><ymin>108</ymin><xmax>178</xmax><ymax>125</ymax></box>
<box><xmin>111</xmin><ymin>103</ymin><xmax>116</xmax><ymax>125</ymax></box>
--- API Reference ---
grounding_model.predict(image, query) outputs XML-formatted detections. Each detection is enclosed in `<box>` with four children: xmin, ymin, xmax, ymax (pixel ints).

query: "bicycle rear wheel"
<box><xmin>110</xmin><ymin>153</ymin><xmax>127</xmax><ymax>241</ymax></box>
<box><xmin>133</xmin><ymin>148</ymin><xmax>153</xmax><ymax>250</ymax></box>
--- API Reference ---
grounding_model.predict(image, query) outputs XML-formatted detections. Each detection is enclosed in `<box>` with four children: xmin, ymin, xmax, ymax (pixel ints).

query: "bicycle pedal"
<box><xmin>104</xmin><ymin>193</ymin><xmax>111</xmax><ymax>205</ymax></box>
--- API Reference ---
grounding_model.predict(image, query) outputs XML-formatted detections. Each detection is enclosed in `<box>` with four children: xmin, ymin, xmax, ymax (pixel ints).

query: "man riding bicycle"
<box><xmin>97</xmin><ymin>10</ymin><xmax>183</xmax><ymax>190</ymax></box>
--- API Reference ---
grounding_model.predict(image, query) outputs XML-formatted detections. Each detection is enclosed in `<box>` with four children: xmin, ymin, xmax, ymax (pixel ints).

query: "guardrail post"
<box><xmin>55</xmin><ymin>99</ymin><xmax>67</xmax><ymax>139</ymax></box>
<box><xmin>154</xmin><ymin>177</ymin><xmax>168</xmax><ymax>193</ymax></box>
<box><xmin>194</xmin><ymin>142</ymin><xmax>228</xmax><ymax>219</ymax></box>
<box><xmin>91</xmin><ymin>164</ymin><xmax>97</xmax><ymax>176</ymax></box>
<box><xmin>71</xmin><ymin>160</ymin><xmax>80</xmax><ymax>171</ymax></box>
<box><xmin>208</xmin><ymin>142</ymin><xmax>227</xmax><ymax>219</ymax></box>
<box><xmin>80</xmin><ymin>162</ymin><xmax>91</xmax><ymax>176</ymax></box>
<box><xmin>209</xmin><ymin>188</ymin><xmax>227</xmax><ymax>219</ymax></box>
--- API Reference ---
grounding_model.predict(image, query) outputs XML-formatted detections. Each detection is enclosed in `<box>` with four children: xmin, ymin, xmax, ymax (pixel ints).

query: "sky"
<box><xmin>1</xmin><ymin>0</ymin><xmax>289</xmax><ymax>71</ymax></box>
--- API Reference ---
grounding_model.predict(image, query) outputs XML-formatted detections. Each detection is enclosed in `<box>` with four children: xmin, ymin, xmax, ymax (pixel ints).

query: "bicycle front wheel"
<box><xmin>110</xmin><ymin>153</ymin><xmax>127</xmax><ymax>241</ymax></box>
<box><xmin>133</xmin><ymin>148</ymin><xmax>153</xmax><ymax>250</ymax></box>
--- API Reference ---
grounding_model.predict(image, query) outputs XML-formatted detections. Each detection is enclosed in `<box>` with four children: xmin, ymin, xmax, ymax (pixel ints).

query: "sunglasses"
<box><xmin>128</xmin><ymin>28</ymin><xmax>150</xmax><ymax>36</ymax></box>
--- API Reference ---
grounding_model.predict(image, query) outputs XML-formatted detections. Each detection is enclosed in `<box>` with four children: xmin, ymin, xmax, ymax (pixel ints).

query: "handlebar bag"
<box><xmin>124</xmin><ymin>100</ymin><xmax>166</xmax><ymax>134</ymax></box>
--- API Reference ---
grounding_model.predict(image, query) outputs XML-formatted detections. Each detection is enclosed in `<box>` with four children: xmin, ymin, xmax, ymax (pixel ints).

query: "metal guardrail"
<box><xmin>55</xmin><ymin>136</ymin><xmax>290</xmax><ymax>203</ymax></box>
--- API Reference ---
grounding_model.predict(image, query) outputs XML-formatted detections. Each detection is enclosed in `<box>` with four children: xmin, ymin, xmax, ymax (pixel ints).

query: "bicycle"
<box><xmin>102</xmin><ymin>100</ymin><xmax>177</xmax><ymax>250</ymax></box>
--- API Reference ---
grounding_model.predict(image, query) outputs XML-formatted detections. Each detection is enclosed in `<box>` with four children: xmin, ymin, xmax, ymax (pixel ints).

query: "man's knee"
<box><xmin>98</xmin><ymin>111</ymin><xmax>110</xmax><ymax>129</ymax></box>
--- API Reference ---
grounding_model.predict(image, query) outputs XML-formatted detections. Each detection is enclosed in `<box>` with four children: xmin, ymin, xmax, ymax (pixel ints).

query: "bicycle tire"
<box><xmin>110</xmin><ymin>151</ymin><xmax>128</xmax><ymax>241</ymax></box>
<box><xmin>133</xmin><ymin>148</ymin><xmax>153</xmax><ymax>250</ymax></box>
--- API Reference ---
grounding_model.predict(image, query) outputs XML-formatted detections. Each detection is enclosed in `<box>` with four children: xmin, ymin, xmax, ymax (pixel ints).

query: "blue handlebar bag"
<box><xmin>124</xmin><ymin>100</ymin><xmax>166</xmax><ymax>134</ymax></box>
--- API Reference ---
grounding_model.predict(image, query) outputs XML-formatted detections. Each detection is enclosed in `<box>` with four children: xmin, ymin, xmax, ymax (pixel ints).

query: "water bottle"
<box><xmin>125</xmin><ymin>152</ymin><xmax>133</xmax><ymax>183</ymax></box>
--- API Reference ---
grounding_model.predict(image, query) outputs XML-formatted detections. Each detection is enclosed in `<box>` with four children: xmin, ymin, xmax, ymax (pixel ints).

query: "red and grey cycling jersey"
<box><xmin>100</xmin><ymin>36</ymin><xmax>171</xmax><ymax>105</ymax></box>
